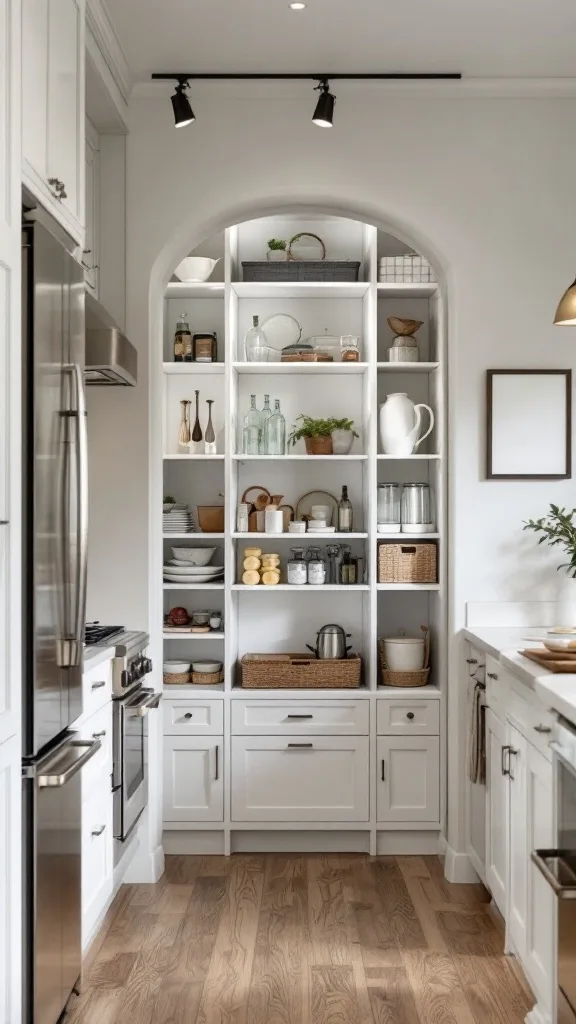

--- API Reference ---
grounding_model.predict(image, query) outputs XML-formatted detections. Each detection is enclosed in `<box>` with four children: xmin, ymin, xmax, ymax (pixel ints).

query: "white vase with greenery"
<box><xmin>524</xmin><ymin>504</ymin><xmax>576</xmax><ymax>626</ymax></box>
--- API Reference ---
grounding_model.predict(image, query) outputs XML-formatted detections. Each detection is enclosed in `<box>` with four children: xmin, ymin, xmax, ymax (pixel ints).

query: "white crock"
<box><xmin>379</xmin><ymin>393</ymin><xmax>434</xmax><ymax>456</ymax></box>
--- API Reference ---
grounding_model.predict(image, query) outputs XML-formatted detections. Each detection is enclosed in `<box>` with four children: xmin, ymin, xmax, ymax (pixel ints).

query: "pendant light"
<box><xmin>171</xmin><ymin>79</ymin><xmax>195</xmax><ymax>127</ymax></box>
<box><xmin>312</xmin><ymin>79</ymin><xmax>335</xmax><ymax>127</ymax></box>
<box><xmin>554</xmin><ymin>276</ymin><xmax>576</xmax><ymax>326</ymax></box>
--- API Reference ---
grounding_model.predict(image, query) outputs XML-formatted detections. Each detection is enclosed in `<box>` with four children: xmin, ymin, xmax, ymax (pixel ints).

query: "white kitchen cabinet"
<box><xmin>524</xmin><ymin>743</ymin><xmax>554</xmax><ymax>1015</ymax></box>
<box><xmin>84</xmin><ymin>124</ymin><xmax>100</xmax><ymax>294</ymax></box>
<box><xmin>22</xmin><ymin>0</ymin><xmax>85</xmax><ymax>243</ymax></box>
<box><xmin>507</xmin><ymin>725</ymin><xmax>528</xmax><ymax>956</ymax></box>
<box><xmin>376</xmin><ymin>697</ymin><xmax>440</xmax><ymax>736</ymax></box>
<box><xmin>485</xmin><ymin>708</ymin><xmax>508</xmax><ymax>917</ymax></box>
<box><xmin>231</xmin><ymin>736</ymin><xmax>369</xmax><ymax>822</ymax></box>
<box><xmin>163</xmin><ymin>698</ymin><xmax>224</xmax><ymax>736</ymax></box>
<box><xmin>376</xmin><ymin>736</ymin><xmax>440</xmax><ymax>823</ymax></box>
<box><xmin>0</xmin><ymin>736</ymin><xmax>21</xmax><ymax>1024</ymax></box>
<box><xmin>163</xmin><ymin>735</ymin><xmax>224</xmax><ymax>822</ymax></box>
<box><xmin>82</xmin><ymin>784</ymin><xmax>113</xmax><ymax>949</ymax></box>
<box><xmin>231</xmin><ymin>699</ymin><xmax>369</xmax><ymax>736</ymax></box>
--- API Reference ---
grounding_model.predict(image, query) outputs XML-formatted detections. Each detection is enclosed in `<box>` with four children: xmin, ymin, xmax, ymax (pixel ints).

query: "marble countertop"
<box><xmin>464</xmin><ymin>625</ymin><xmax>576</xmax><ymax>723</ymax></box>
<box><xmin>83</xmin><ymin>644</ymin><xmax>115</xmax><ymax>672</ymax></box>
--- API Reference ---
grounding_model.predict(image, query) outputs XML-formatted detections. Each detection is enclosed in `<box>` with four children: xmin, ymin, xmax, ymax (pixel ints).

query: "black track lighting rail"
<box><xmin>152</xmin><ymin>72</ymin><xmax>462</xmax><ymax>81</ymax></box>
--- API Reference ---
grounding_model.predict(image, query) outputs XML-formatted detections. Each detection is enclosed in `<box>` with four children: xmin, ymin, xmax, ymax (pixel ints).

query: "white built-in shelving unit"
<box><xmin>154</xmin><ymin>214</ymin><xmax>446</xmax><ymax>857</ymax></box>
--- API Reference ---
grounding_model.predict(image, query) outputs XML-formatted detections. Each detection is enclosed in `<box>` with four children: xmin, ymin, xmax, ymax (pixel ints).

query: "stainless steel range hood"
<box><xmin>85</xmin><ymin>293</ymin><xmax>137</xmax><ymax>386</ymax></box>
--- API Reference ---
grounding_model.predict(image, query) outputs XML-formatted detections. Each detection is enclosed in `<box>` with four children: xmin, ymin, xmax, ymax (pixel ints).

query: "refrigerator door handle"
<box><xmin>60</xmin><ymin>363</ymin><xmax>88</xmax><ymax>668</ymax></box>
<box><xmin>37</xmin><ymin>739</ymin><xmax>101</xmax><ymax>788</ymax></box>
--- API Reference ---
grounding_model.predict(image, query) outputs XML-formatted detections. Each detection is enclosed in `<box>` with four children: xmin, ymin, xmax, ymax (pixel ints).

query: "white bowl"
<box><xmin>192</xmin><ymin>660</ymin><xmax>223</xmax><ymax>673</ymax></box>
<box><xmin>163</xmin><ymin>660</ymin><xmax>191</xmax><ymax>674</ymax></box>
<box><xmin>382</xmin><ymin>637</ymin><xmax>425</xmax><ymax>672</ymax></box>
<box><xmin>174</xmin><ymin>257</ymin><xmax>220</xmax><ymax>283</ymax></box>
<box><xmin>543</xmin><ymin>638</ymin><xmax>576</xmax><ymax>653</ymax></box>
<box><xmin>171</xmin><ymin>547</ymin><xmax>216</xmax><ymax>566</ymax></box>
<box><xmin>164</xmin><ymin>564</ymin><xmax>224</xmax><ymax>575</ymax></box>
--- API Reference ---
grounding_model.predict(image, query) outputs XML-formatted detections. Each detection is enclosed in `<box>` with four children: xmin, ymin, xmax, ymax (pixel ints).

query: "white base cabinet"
<box><xmin>82</xmin><ymin>785</ymin><xmax>113</xmax><ymax>948</ymax></box>
<box><xmin>231</xmin><ymin>736</ymin><xmax>369</xmax><ymax>822</ymax></box>
<box><xmin>163</xmin><ymin>735</ymin><xmax>224</xmax><ymax>823</ymax></box>
<box><xmin>377</xmin><ymin>735</ymin><xmax>440</xmax><ymax>823</ymax></box>
<box><xmin>485</xmin><ymin>707</ymin><xmax>508</xmax><ymax>918</ymax></box>
<box><xmin>0</xmin><ymin>737</ymin><xmax>21</xmax><ymax>1024</ymax></box>
<box><xmin>524</xmin><ymin>744</ymin><xmax>554</xmax><ymax>1013</ymax></box>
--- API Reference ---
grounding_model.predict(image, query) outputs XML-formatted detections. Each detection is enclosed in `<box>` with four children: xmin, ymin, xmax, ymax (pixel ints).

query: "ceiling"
<box><xmin>106</xmin><ymin>0</ymin><xmax>576</xmax><ymax>82</ymax></box>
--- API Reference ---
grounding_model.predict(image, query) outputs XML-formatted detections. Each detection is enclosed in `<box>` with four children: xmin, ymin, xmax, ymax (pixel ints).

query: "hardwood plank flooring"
<box><xmin>69</xmin><ymin>854</ymin><xmax>534</xmax><ymax>1024</ymax></box>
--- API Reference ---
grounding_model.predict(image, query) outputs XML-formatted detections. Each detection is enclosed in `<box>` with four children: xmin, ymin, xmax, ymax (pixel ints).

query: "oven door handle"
<box><xmin>125</xmin><ymin>692</ymin><xmax>161</xmax><ymax>717</ymax></box>
<box><xmin>531</xmin><ymin>849</ymin><xmax>576</xmax><ymax>898</ymax></box>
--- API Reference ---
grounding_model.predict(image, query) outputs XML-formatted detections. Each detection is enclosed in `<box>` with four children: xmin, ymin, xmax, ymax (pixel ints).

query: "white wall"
<box><xmin>86</xmin><ymin>88</ymin><xmax>576</xmax><ymax>868</ymax></box>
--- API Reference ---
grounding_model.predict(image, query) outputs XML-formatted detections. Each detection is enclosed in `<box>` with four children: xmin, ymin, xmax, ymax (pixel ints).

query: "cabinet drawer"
<box><xmin>507</xmin><ymin>686</ymin><xmax>555</xmax><ymax>760</ymax></box>
<box><xmin>231</xmin><ymin>736</ymin><xmax>369</xmax><ymax>822</ymax></box>
<box><xmin>163</xmin><ymin>698</ymin><xmax>224</xmax><ymax>735</ymax></box>
<box><xmin>76</xmin><ymin>702</ymin><xmax>113</xmax><ymax>804</ymax></box>
<box><xmin>377</xmin><ymin>698</ymin><xmax>439</xmax><ymax>735</ymax></box>
<box><xmin>82</xmin><ymin>659</ymin><xmax>112</xmax><ymax>720</ymax></box>
<box><xmin>82</xmin><ymin>785</ymin><xmax>113</xmax><ymax>947</ymax></box>
<box><xmin>231</xmin><ymin>699</ymin><xmax>369</xmax><ymax>735</ymax></box>
<box><xmin>485</xmin><ymin>655</ymin><xmax>508</xmax><ymax>721</ymax></box>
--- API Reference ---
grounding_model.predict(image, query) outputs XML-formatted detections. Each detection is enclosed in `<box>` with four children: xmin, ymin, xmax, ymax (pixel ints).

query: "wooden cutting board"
<box><xmin>520</xmin><ymin>648</ymin><xmax>576</xmax><ymax>673</ymax></box>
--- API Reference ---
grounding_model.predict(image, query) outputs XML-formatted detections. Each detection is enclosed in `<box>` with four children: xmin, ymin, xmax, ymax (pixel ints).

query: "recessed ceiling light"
<box><xmin>289</xmin><ymin>3</ymin><xmax>307</xmax><ymax>8</ymax></box>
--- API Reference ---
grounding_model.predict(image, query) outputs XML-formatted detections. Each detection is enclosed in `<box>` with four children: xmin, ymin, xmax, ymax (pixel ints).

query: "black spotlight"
<box><xmin>171</xmin><ymin>79</ymin><xmax>195</xmax><ymax>127</ymax></box>
<box><xmin>312</xmin><ymin>79</ymin><xmax>335</xmax><ymax>127</ymax></box>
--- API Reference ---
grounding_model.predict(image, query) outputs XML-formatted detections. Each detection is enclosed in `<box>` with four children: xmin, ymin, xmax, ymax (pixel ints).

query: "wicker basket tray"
<box><xmin>241</xmin><ymin>261</ymin><xmax>361</xmax><ymax>283</ymax></box>
<box><xmin>378</xmin><ymin>542</ymin><xmax>437</xmax><ymax>584</ymax></box>
<box><xmin>379</xmin><ymin>627</ymin><xmax>430</xmax><ymax>687</ymax></box>
<box><xmin>241</xmin><ymin>652</ymin><xmax>362</xmax><ymax>688</ymax></box>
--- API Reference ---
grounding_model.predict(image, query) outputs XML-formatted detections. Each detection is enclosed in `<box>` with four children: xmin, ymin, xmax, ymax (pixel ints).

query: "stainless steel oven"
<box><xmin>113</xmin><ymin>687</ymin><xmax>160</xmax><ymax>847</ymax></box>
<box><xmin>533</xmin><ymin>716</ymin><xmax>576</xmax><ymax>1024</ymax></box>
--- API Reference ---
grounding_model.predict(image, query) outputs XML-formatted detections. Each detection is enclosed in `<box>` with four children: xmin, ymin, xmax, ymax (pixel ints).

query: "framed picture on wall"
<box><xmin>486</xmin><ymin>369</ymin><xmax>572</xmax><ymax>480</ymax></box>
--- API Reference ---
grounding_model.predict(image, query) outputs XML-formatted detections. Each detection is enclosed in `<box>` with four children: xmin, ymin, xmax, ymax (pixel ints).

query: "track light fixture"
<box><xmin>312</xmin><ymin>79</ymin><xmax>335</xmax><ymax>127</ymax></box>
<box><xmin>152</xmin><ymin>73</ymin><xmax>462</xmax><ymax>128</ymax></box>
<box><xmin>171</xmin><ymin>78</ymin><xmax>195</xmax><ymax>127</ymax></box>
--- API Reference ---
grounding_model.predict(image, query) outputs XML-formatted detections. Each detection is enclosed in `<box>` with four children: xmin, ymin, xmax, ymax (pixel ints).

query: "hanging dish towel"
<box><xmin>468</xmin><ymin>682</ymin><xmax>486</xmax><ymax>784</ymax></box>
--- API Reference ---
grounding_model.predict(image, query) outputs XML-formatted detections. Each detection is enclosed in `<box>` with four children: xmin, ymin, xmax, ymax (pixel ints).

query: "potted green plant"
<box><xmin>266</xmin><ymin>238</ymin><xmax>288</xmax><ymax>262</ymax></box>
<box><xmin>524</xmin><ymin>505</ymin><xmax>576</xmax><ymax>625</ymax></box>
<box><xmin>288</xmin><ymin>415</ymin><xmax>359</xmax><ymax>456</ymax></box>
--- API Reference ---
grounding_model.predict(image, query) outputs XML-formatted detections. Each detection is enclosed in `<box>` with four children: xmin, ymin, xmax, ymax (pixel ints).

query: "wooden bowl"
<box><xmin>387</xmin><ymin>317</ymin><xmax>423</xmax><ymax>337</ymax></box>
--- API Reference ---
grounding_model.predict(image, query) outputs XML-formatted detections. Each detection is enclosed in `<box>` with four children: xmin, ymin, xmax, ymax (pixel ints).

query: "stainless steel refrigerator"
<box><xmin>21</xmin><ymin>212</ymin><xmax>100</xmax><ymax>1024</ymax></box>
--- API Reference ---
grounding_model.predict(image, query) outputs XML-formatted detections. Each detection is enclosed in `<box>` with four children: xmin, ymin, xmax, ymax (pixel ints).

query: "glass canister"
<box><xmin>340</xmin><ymin>335</ymin><xmax>361</xmax><ymax>362</ymax></box>
<box><xmin>307</xmin><ymin>547</ymin><xmax>326</xmax><ymax>585</ymax></box>
<box><xmin>401</xmin><ymin>483</ymin><xmax>433</xmax><ymax>532</ymax></box>
<box><xmin>287</xmin><ymin>547</ymin><xmax>307</xmax><ymax>585</ymax></box>
<box><xmin>377</xmin><ymin>483</ymin><xmax>401</xmax><ymax>532</ymax></box>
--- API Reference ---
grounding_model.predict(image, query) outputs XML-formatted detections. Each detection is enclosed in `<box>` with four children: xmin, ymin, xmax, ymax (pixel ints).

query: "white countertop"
<box><xmin>83</xmin><ymin>644</ymin><xmax>115</xmax><ymax>672</ymax></box>
<box><xmin>464</xmin><ymin>625</ymin><xmax>576</xmax><ymax>724</ymax></box>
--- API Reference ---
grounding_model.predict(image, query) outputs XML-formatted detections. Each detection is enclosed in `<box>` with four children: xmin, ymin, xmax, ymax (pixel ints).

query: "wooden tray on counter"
<box><xmin>520</xmin><ymin>649</ymin><xmax>576</xmax><ymax>673</ymax></box>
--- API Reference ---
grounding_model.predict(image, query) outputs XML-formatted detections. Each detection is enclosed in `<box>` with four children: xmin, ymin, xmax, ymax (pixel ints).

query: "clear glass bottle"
<box><xmin>242</xmin><ymin>394</ymin><xmax>261</xmax><ymax>455</ymax></box>
<box><xmin>174</xmin><ymin>313</ymin><xmax>192</xmax><ymax>362</ymax></box>
<box><xmin>265</xmin><ymin>399</ymin><xmax>286</xmax><ymax>455</ymax></box>
<box><xmin>307</xmin><ymin>548</ymin><xmax>326</xmax><ymax>585</ymax></box>
<box><xmin>339</xmin><ymin>544</ymin><xmax>356</xmax><ymax>585</ymax></box>
<box><xmin>244</xmin><ymin>315</ymin><xmax>269</xmax><ymax>362</ymax></box>
<box><xmin>287</xmin><ymin>547</ymin><xmax>307</xmax><ymax>585</ymax></box>
<box><xmin>259</xmin><ymin>395</ymin><xmax>272</xmax><ymax>454</ymax></box>
<box><xmin>337</xmin><ymin>485</ymin><xmax>353</xmax><ymax>532</ymax></box>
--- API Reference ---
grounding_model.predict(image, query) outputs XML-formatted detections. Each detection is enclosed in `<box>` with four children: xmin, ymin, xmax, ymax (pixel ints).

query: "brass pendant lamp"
<box><xmin>554</xmin><ymin>276</ymin><xmax>576</xmax><ymax>325</ymax></box>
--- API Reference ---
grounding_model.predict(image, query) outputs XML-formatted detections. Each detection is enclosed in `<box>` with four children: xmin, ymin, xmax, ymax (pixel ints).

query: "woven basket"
<box><xmin>241</xmin><ymin>261</ymin><xmax>361</xmax><ymax>283</ymax></box>
<box><xmin>379</xmin><ymin>627</ymin><xmax>430</xmax><ymax>687</ymax></box>
<box><xmin>378</xmin><ymin>542</ymin><xmax>437</xmax><ymax>584</ymax></box>
<box><xmin>241</xmin><ymin>652</ymin><xmax>362</xmax><ymax>689</ymax></box>
<box><xmin>191</xmin><ymin>669</ymin><xmax>223</xmax><ymax>686</ymax></box>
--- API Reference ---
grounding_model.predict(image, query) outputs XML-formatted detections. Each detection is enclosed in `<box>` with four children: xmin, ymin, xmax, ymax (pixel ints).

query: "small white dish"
<box><xmin>171</xmin><ymin>547</ymin><xmax>216</xmax><ymax>566</ymax></box>
<box><xmin>163</xmin><ymin>660</ymin><xmax>191</xmax><ymax>674</ymax></box>
<box><xmin>163</xmin><ymin>573</ymin><xmax>224</xmax><ymax>584</ymax></box>
<box><xmin>164</xmin><ymin>564</ymin><xmax>224</xmax><ymax>575</ymax></box>
<box><xmin>378</xmin><ymin>523</ymin><xmax>401</xmax><ymax>533</ymax></box>
<box><xmin>191</xmin><ymin>660</ymin><xmax>223</xmax><ymax>673</ymax></box>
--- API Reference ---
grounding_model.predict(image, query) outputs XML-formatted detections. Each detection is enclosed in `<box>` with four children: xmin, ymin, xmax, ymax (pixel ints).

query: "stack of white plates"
<box><xmin>163</xmin><ymin>563</ymin><xmax>224</xmax><ymax>585</ymax></box>
<box><xmin>163</xmin><ymin>504</ymin><xmax>196</xmax><ymax>534</ymax></box>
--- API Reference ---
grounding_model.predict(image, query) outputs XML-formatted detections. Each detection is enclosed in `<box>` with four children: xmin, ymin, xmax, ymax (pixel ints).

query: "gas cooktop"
<box><xmin>84</xmin><ymin>622</ymin><xmax>125</xmax><ymax>646</ymax></box>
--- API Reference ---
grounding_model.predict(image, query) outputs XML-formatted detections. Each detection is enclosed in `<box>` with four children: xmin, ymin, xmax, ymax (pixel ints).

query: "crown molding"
<box><xmin>133</xmin><ymin>76</ymin><xmax>576</xmax><ymax>100</ymax></box>
<box><xmin>86</xmin><ymin>0</ymin><xmax>132</xmax><ymax>102</ymax></box>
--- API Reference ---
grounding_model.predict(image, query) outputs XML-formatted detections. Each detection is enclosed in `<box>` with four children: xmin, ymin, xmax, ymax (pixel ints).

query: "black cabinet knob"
<box><xmin>406</xmin><ymin>712</ymin><xmax>415</xmax><ymax>721</ymax></box>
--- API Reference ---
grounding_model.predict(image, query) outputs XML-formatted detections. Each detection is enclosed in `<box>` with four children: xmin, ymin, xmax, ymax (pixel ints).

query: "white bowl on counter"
<box><xmin>381</xmin><ymin>637</ymin><xmax>425</xmax><ymax>671</ymax></box>
<box><xmin>171</xmin><ymin>547</ymin><xmax>216</xmax><ymax>566</ymax></box>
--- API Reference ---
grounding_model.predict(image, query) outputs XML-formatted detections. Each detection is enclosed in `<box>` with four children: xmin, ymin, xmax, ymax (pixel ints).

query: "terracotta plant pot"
<box><xmin>304</xmin><ymin>435</ymin><xmax>333</xmax><ymax>455</ymax></box>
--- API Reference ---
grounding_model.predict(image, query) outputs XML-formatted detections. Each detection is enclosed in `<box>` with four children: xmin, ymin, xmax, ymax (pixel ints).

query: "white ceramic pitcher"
<box><xmin>379</xmin><ymin>393</ymin><xmax>435</xmax><ymax>456</ymax></box>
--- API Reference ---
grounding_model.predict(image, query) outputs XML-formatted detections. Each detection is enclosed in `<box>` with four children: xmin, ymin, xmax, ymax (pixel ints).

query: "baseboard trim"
<box><xmin>525</xmin><ymin>1004</ymin><xmax>551</xmax><ymax>1024</ymax></box>
<box><xmin>163</xmin><ymin>831</ymin><xmax>226</xmax><ymax>855</ymax></box>
<box><xmin>232</xmin><ymin>831</ymin><xmax>371</xmax><ymax>854</ymax></box>
<box><xmin>376</xmin><ymin>831</ymin><xmax>440</xmax><ymax>856</ymax></box>
<box><xmin>444</xmin><ymin>844</ymin><xmax>480</xmax><ymax>883</ymax></box>
<box><xmin>123</xmin><ymin>840</ymin><xmax>165</xmax><ymax>883</ymax></box>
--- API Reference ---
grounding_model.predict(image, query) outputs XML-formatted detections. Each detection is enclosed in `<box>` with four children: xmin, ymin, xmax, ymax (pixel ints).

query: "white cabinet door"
<box><xmin>163</xmin><ymin>736</ymin><xmax>224</xmax><ymax>823</ymax></box>
<box><xmin>377</xmin><ymin>736</ymin><xmax>440</xmax><ymax>823</ymax></box>
<box><xmin>82</xmin><ymin>785</ymin><xmax>113</xmax><ymax>950</ymax></box>
<box><xmin>47</xmin><ymin>0</ymin><xmax>83</xmax><ymax>224</ymax></box>
<box><xmin>22</xmin><ymin>0</ymin><xmax>49</xmax><ymax>183</ymax></box>
<box><xmin>507</xmin><ymin>725</ymin><xmax>528</xmax><ymax>958</ymax></box>
<box><xmin>524</xmin><ymin>744</ymin><xmax>554</xmax><ymax>1015</ymax></box>
<box><xmin>0</xmin><ymin>736</ymin><xmax>21</xmax><ymax>1024</ymax></box>
<box><xmin>485</xmin><ymin>708</ymin><xmax>508</xmax><ymax>917</ymax></box>
<box><xmin>84</xmin><ymin>128</ymin><xmax>99</xmax><ymax>295</ymax></box>
<box><xmin>231</xmin><ymin>736</ymin><xmax>369</xmax><ymax>822</ymax></box>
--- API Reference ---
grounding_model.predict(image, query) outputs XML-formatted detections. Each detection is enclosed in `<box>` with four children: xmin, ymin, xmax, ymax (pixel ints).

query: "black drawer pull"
<box><xmin>287</xmin><ymin>714</ymin><xmax>313</xmax><ymax>720</ymax></box>
<box><xmin>287</xmin><ymin>743</ymin><xmax>313</xmax><ymax>748</ymax></box>
<box><xmin>91</xmin><ymin>681</ymin><xmax>106</xmax><ymax>690</ymax></box>
<box><xmin>381</xmin><ymin>759</ymin><xmax>386</xmax><ymax>781</ymax></box>
<box><xmin>184</xmin><ymin>713</ymin><xmax>193</xmax><ymax>719</ymax></box>
<box><xmin>487</xmin><ymin>672</ymin><xmax>498</xmax><ymax>680</ymax></box>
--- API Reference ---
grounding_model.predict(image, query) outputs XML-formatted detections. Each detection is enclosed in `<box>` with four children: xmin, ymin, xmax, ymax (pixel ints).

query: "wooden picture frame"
<box><xmin>486</xmin><ymin>369</ymin><xmax>572</xmax><ymax>480</ymax></box>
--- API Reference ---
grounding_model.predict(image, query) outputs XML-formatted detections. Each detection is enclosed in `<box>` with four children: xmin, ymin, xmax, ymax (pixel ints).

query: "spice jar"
<box><xmin>287</xmin><ymin>547</ymin><xmax>307</xmax><ymax>585</ymax></box>
<box><xmin>193</xmin><ymin>332</ymin><xmax>217</xmax><ymax>363</ymax></box>
<box><xmin>340</xmin><ymin>335</ymin><xmax>360</xmax><ymax>362</ymax></box>
<box><xmin>307</xmin><ymin>548</ymin><xmax>326</xmax><ymax>585</ymax></box>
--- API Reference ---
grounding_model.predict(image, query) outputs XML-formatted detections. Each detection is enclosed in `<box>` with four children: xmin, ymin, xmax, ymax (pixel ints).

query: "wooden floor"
<box><xmin>67</xmin><ymin>854</ymin><xmax>533</xmax><ymax>1024</ymax></box>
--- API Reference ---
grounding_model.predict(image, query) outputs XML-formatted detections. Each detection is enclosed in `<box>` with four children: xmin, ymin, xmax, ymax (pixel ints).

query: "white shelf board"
<box><xmin>377</xmin><ymin>684</ymin><xmax>441</xmax><ymax>697</ymax></box>
<box><xmin>376</xmin><ymin>583</ymin><xmax>440</xmax><ymax>591</ymax></box>
<box><xmin>232</xmin><ymin>281</ymin><xmax>370</xmax><ymax>299</ymax></box>
<box><xmin>163</xmin><ymin>454</ymin><xmax>225</xmax><ymax>460</ymax></box>
<box><xmin>232</xmin><ymin>532</ymin><xmax>368</xmax><ymax>540</ymax></box>
<box><xmin>163</xmin><ymin>533</ymin><xmax>224</xmax><ymax>540</ymax></box>
<box><xmin>376</xmin><ymin>532</ymin><xmax>440</xmax><ymax>540</ymax></box>
<box><xmin>233</xmin><ymin>361</ymin><xmax>369</xmax><ymax>375</ymax></box>
<box><xmin>232</xmin><ymin>584</ymin><xmax>370</xmax><ymax>592</ymax></box>
<box><xmin>232</xmin><ymin>454</ymin><xmax>368</xmax><ymax>462</ymax></box>
<box><xmin>230</xmin><ymin>686</ymin><xmax>369</xmax><ymax>698</ymax></box>
<box><xmin>377</xmin><ymin>362</ymin><xmax>440</xmax><ymax>373</ymax></box>
<box><xmin>377</xmin><ymin>454</ymin><xmax>441</xmax><ymax>460</ymax></box>
<box><xmin>163</xmin><ymin>683</ymin><xmax>225</xmax><ymax>694</ymax></box>
<box><xmin>163</xmin><ymin>362</ymin><xmax>225</xmax><ymax>374</ymax></box>
<box><xmin>377</xmin><ymin>282</ymin><xmax>438</xmax><ymax>298</ymax></box>
<box><xmin>165</xmin><ymin>281</ymin><xmax>225</xmax><ymax>299</ymax></box>
<box><xmin>163</xmin><ymin>583</ymin><xmax>226</xmax><ymax>590</ymax></box>
<box><xmin>162</xmin><ymin>632</ymin><xmax>225</xmax><ymax>641</ymax></box>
